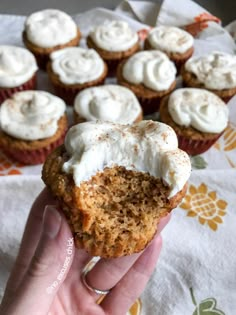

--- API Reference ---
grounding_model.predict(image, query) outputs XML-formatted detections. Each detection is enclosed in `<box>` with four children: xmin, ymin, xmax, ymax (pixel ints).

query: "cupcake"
<box><xmin>0</xmin><ymin>45</ymin><xmax>37</xmax><ymax>104</ymax></box>
<box><xmin>47</xmin><ymin>47</ymin><xmax>108</xmax><ymax>105</ymax></box>
<box><xmin>73</xmin><ymin>85</ymin><xmax>143</xmax><ymax>124</ymax></box>
<box><xmin>23</xmin><ymin>9</ymin><xmax>81</xmax><ymax>69</ymax></box>
<box><xmin>117</xmin><ymin>50</ymin><xmax>177</xmax><ymax>115</ymax></box>
<box><xmin>159</xmin><ymin>88</ymin><xmax>229</xmax><ymax>155</ymax></box>
<box><xmin>182</xmin><ymin>51</ymin><xmax>236</xmax><ymax>102</ymax></box>
<box><xmin>87</xmin><ymin>20</ymin><xmax>139</xmax><ymax>75</ymax></box>
<box><xmin>42</xmin><ymin>120</ymin><xmax>191</xmax><ymax>258</ymax></box>
<box><xmin>144</xmin><ymin>26</ymin><xmax>194</xmax><ymax>71</ymax></box>
<box><xmin>0</xmin><ymin>90</ymin><xmax>67</xmax><ymax>165</ymax></box>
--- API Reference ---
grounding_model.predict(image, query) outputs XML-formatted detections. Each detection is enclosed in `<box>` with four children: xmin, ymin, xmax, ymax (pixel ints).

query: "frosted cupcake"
<box><xmin>144</xmin><ymin>26</ymin><xmax>194</xmax><ymax>70</ymax></box>
<box><xmin>23</xmin><ymin>9</ymin><xmax>81</xmax><ymax>69</ymax></box>
<box><xmin>117</xmin><ymin>50</ymin><xmax>177</xmax><ymax>115</ymax></box>
<box><xmin>160</xmin><ymin>88</ymin><xmax>229</xmax><ymax>155</ymax></box>
<box><xmin>87</xmin><ymin>20</ymin><xmax>139</xmax><ymax>75</ymax></box>
<box><xmin>0</xmin><ymin>91</ymin><xmax>67</xmax><ymax>165</ymax></box>
<box><xmin>74</xmin><ymin>85</ymin><xmax>143</xmax><ymax>124</ymax></box>
<box><xmin>182</xmin><ymin>51</ymin><xmax>236</xmax><ymax>102</ymax></box>
<box><xmin>47</xmin><ymin>47</ymin><xmax>108</xmax><ymax>105</ymax></box>
<box><xmin>42</xmin><ymin>120</ymin><xmax>191</xmax><ymax>257</ymax></box>
<box><xmin>0</xmin><ymin>45</ymin><xmax>37</xmax><ymax>104</ymax></box>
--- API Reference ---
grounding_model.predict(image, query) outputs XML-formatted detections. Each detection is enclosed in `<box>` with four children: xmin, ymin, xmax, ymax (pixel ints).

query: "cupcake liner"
<box><xmin>1</xmin><ymin>131</ymin><xmax>66</xmax><ymax>165</ymax></box>
<box><xmin>177</xmin><ymin>133</ymin><xmax>223</xmax><ymax>155</ymax></box>
<box><xmin>0</xmin><ymin>74</ymin><xmax>37</xmax><ymax>105</ymax></box>
<box><xmin>138</xmin><ymin>96</ymin><xmax>163</xmax><ymax>115</ymax></box>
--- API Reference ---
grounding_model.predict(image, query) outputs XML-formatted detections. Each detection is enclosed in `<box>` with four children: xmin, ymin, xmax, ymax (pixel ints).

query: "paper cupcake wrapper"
<box><xmin>177</xmin><ymin>133</ymin><xmax>222</xmax><ymax>156</ymax></box>
<box><xmin>138</xmin><ymin>96</ymin><xmax>163</xmax><ymax>115</ymax></box>
<box><xmin>1</xmin><ymin>131</ymin><xmax>66</xmax><ymax>165</ymax></box>
<box><xmin>51</xmin><ymin>78</ymin><xmax>106</xmax><ymax>106</ymax></box>
<box><xmin>0</xmin><ymin>74</ymin><xmax>37</xmax><ymax>105</ymax></box>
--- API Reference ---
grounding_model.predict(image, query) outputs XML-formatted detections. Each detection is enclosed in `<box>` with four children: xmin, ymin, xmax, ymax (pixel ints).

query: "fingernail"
<box><xmin>43</xmin><ymin>205</ymin><xmax>62</xmax><ymax>239</ymax></box>
<box><xmin>157</xmin><ymin>214</ymin><xmax>171</xmax><ymax>234</ymax></box>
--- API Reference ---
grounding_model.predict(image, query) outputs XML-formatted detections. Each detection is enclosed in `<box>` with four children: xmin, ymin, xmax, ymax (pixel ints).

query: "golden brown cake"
<box><xmin>42</xmin><ymin>120</ymin><xmax>191</xmax><ymax>258</ymax></box>
<box><xmin>181</xmin><ymin>51</ymin><xmax>236</xmax><ymax>103</ymax></box>
<box><xmin>23</xmin><ymin>9</ymin><xmax>81</xmax><ymax>69</ymax></box>
<box><xmin>0</xmin><ymin>91</ymin><xmax>68</xmax><ymax>165</ymax></box>
<box><xmin>159</xmin><ymin>88</ymin><xmax>229</xmax><ymax>155</ymax></box>
<box><xmin>47</xmin><ymin>47</ymin><xmax>108</xmax><ymax>105</ymax></box>
<box><xmin>87</xmin><ymin>20</ymin><xmax>140</xmax><ymax>75</ymax></box>
<box><xmin>117</xmin><ymin>51</ymin><xmax>177</xmax><ymax>115</ymax></box>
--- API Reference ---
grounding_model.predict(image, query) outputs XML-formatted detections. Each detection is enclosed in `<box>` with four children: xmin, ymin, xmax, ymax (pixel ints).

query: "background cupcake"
<box><xmin>0</xmin><ymin>45</ymin><xmax>37</xmax><ymax>104</ymax></box>
<box><xmin>159</xmin><ymin>88</ymin><xmax>229</xmax><ymax>155</ymax></box>
<box><xmin>0</xmin><ymin>90</ymin><xmax>67</xmax><ymax>165</ymax></box>
<box><xmin>87</xmin><ymin>20</ymin><xmax>139</xmax><ymax>75</ymax></box>
<box><xmin>23</xmin><ymin>9</ymin><xmax>81</xmax><ymax>69</ymax></box>
<box><xmin>47</xmin><ymin>47</ymin><xmax>108</xmax><ymax>105</ymax></box>
<box><xmin>42</xmin><ymin>120</ymin><xmax>191</xmax><ymax>257</ymax></box>
<box><xmin>182</xmin><ymin>51</ymin><xmax>236</xmax><ymax>102</ymax></box>
<box><xmin>144</xmin><ymin>25</ymin><xmax>194</xmax><ymax>71</ymax></box>
<box><xmin>117</xmin><ymin>50</ymin><xmax>177</xmax><ymax>115</ymax></box>
<box><xmin>73</xmin><ymin>84</ymin><xmax>143</xmax><ymax>124</ymax></box>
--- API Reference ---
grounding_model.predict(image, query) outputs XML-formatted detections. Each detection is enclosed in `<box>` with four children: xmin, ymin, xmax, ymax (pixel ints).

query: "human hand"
<box><xmin>0</xmin><ymin>188</ymin><xmax>170</xmax><ymax>315</ymax></box>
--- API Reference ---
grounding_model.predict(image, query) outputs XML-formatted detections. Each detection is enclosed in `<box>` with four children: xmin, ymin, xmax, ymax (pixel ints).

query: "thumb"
<box><xmin>7</xmin><ymin>205</ymin><xmax>74</xmax><ymax>315</ymax></box>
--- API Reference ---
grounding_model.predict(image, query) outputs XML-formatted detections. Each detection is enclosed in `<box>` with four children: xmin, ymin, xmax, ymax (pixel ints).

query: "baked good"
<box><xmin>73</xmin><ymin>84</ymin><xmax>143</xmax><ymax>124</ymax></box>
<box><xmin>42</xmin><ymin>120</ymin><xmax>191</xmax><ymax>258</ymax></box>
<box><xmin>182</xmin><ymin>51</ymin><xmax>236</xmax><ymax>102</ymax></box>
<box><xmin>23</xmin><ymin>9</ymin><xmax>81</xmax><ymax>69</ymax></box>
<box><xmin>87</xmin><ymin>20</ymin><xmax>139</xmax><ymax>75</ymax></box>
<box><xmin>160</xmin><ymin>88</ymin><xmax>229</xmax><ymax>155</ymax></box>
<box><xmin>0</xmin><ymin>45</ymin><xmax>37</xmax><ymax>104</ymax></box>
<box><xmin>117</xmin><ymin>50</ymin><xmax>177</xmax><ymax>115</ymax></box>
<box><xmin>47</xmin><ymin>47</ymin><xmax>108</xmax><ymax>105</ymax></box>
<box><xmin>0</xmin><ymin>90</ymin><xmax>67</xmax><ymax>164</ymax></box>
<box><xmin>144</xmin><ymin>26</ymin><xmax>194</xmax><ymax>71</ymax></box>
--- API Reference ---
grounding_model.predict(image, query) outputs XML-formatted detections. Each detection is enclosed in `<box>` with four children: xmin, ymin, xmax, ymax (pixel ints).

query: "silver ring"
<box><xmin>81</xmin><ymin>268</ymin><xmax>110</xmax><ymax>295</ymax></box>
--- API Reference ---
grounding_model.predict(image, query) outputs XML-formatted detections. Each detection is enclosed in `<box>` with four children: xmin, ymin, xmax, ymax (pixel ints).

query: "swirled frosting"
<box><xmin>0</xmin><ymin>45</ymin><xmax>37</xmax><ymax>88</ymax></box>
<box><xmin>74</xmin><ymin>85</ymin><xmax>142</xmax><ymax>123</ymax></box>
<box><xmin>147</xmin><ymin>26</ymin><xmax>194</xmax><ymax>54</ymax></box>
<box><xmin>50</xmin><ymin>47</ymin><xmax>105</xmax><ymax>84</ymax></box>
<box><xmin>168</xmin><ymin>88</ymin><xmax>229</xmax><ymax>133</ymax></box>
<box><xmin>0</xmin><ymin>91</ymin><xmax>66</xmax><ymax>140</ymax></box>
<box><xmin>89</xmin><ymin>20</ymin><xmax>138</xmax><ymax>52</ymax></box>
<box><xmin>63</xmin><ymin>120</ymin><xmax>191</xmax><ymax>198</ymax></box>
<box><xmin>122</xmin><ymin>51</ymin><xmax>176</xmax><ymax>91</ymax></box>
<box><xmin>185</xmin><ymin>51</ymin><xmax>236</xmax><ymax>90</ymax></box>
<box><xmin>24</xmin><ymin>9</ymin><xmax>78</xmax><ymax>48</ymax></box>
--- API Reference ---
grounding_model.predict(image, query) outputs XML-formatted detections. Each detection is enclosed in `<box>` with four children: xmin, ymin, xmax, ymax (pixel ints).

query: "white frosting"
<box><xmin>185</xmin><ymin>51</ymin><xmax>236</xmax><ymax>90</ymax></box>
<box><xmin>122</xmin><ymin>51</ymin><xmax>176</xmax><ymax>91</ymax></box>
<box><xmin>50</xmin><ymin>47</ymin><xmax>105</xmax><ymax>85</ymax></box>
<box><xmin>74</xmin><ymin>85</ymin><xmax>142</xmax><ymax>123</ymax></box>
<box><xmin>89</xmin><ymin>20</ymin><xmax>138</xmax><ymax>52</ymax></box>
<box><xmin>25</xmin><ymin>9</ymin><xmax>78</xmax><ymax>48</ymax></box>
<box><xmin>0</xmin><ymin>91</ymin><xmax>66</xmax><ymax>140</ymax></box>
<box><xmin>148</xmin><ymin>26</ymin><xmax>194</xmax><ymax>54</ymax></box>
<box><xmin>168</xmin><ymin>88</ymin><xmax>229</xmax><ymax>133</ymax></box>
<box><xmin>0</xmin><ymin>46</ymin><xmax>38</xmax><ymax>88</ymax></box>
<box><xmin>63</xmin><ymin>121</ymin><xmax>191</xmax><ymax>198</ymax></box>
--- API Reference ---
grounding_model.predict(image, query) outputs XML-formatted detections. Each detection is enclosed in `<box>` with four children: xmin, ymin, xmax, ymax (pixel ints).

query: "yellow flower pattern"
<box><xmin>180</xmin><ymin>184</ymin><xmax>227</xmax><ymax>231</ymax></box>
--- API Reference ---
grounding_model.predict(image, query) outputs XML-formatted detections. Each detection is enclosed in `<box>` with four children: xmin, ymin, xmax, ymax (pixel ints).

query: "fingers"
<box><xmin>4</xmin><ymin>188</ymin><xmax>56</xmax><ymax>295</ymax></box>
<box><xmin>101</xmin><ymin>236</ymin><xmax>162</xmax><ymax>315</ymax></box>
<box><xmin>2</xmin><ymin>205</ymin><xmax>74</xmax><ymax>315</ymax></box>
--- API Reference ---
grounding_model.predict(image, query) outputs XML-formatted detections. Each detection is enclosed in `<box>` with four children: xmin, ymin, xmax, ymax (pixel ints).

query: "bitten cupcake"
<box><xmin>42</xmin><ymin>120</ymin><xmax>191</xmax><ymax>258</ymax></box>
<box><xmin>0</xmin><ymin>45</ymin><xmax>37</xmax><ymax>104</ymax></box>
<box><xmin>87</xmin><ymin>20</ymin><xmax>139</xmax><ymax>75</ymax></box>
<box><xmin>182</xmin><ymin>51</ymin><xmax>236</xmax><ymax>102</ymax></box>
<box><xmin>159</xmin><ymin>88</ymin><xmax>229</xmax><ymax>155</ymax></box>
<box><xmin>23</xmin><ymin>9</ymin><xmax>81</xmax><ymax>69</ymax></box>
<box><xmin>0</xmin><ymin>90</ymin><xmax>67</xmax><ymax>165</ymax></box>
<box><xmin>144</xmin><ymin>26</ymin><xmax>194</xmax><ymax>70</ymax></box>
<box><xmin>47</xmin><ymin>47</ymin><xmax>108</xmax><ymax>105</ymax></box>
<box><xmin>73</xmin><ymin>85</ymin><xmax>143</xmax><ymax>124</ymax></box>
<box><xmin>117</xmin><ymin>50</ymin><xmax>177</xmax><ymax>115</ymax></box>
